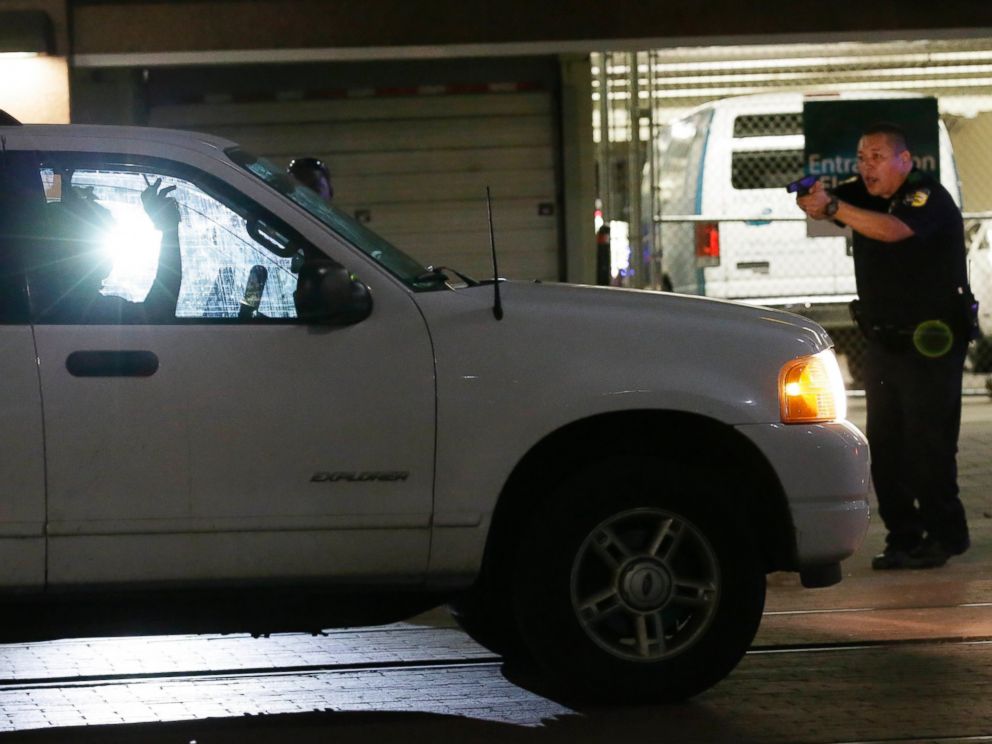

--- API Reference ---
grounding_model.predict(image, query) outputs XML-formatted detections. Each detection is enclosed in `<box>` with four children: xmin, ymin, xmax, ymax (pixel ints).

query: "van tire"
<box><xmin>512</xmin><ymin>455</ymin><xmax>765</xmax><ymax>702</ymax></box>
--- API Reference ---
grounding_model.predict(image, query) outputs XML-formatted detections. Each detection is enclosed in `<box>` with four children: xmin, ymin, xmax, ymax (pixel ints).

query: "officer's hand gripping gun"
<box><xmin>786</xmin><ymin>174</ymin><xmax>819</xmax><ymax>196</ymax></box>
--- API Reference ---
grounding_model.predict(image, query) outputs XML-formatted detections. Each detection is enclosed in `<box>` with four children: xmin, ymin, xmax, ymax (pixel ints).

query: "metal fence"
<box><xmin>592</xmin><ymin>41</ymin><xmax>992</xmax><ymax>391</ymax></box>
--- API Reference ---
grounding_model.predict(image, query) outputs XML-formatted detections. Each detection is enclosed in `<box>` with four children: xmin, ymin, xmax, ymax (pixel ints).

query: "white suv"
<box><xmin>0</xmin><ymin>116</ymin><xmax>869</xmax><ymax>702</ymax></box>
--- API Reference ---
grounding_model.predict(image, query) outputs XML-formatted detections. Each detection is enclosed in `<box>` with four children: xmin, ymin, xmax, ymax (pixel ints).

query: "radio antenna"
<box><xmin>486</xmin><ymin>186</ymin><xmax>503</xmax><ymax>320</ymax></box>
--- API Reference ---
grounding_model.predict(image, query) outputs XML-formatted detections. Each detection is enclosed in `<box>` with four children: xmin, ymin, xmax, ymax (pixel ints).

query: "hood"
<box><xmin>415</xmin><ymin>280</ymin><xmax>835</xmax><ymax>426</ymax></box>
<box><xmin>506</xmin><ymin>281</ymin><xmax>832</xmax><ymax>353</ymax></box>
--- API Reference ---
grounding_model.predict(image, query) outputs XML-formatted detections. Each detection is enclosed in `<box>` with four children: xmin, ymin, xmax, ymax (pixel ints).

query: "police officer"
<box><xmin>798</xmin><ymin>122</ymin><xmax>971</xmax><ymax>570</ymax></box>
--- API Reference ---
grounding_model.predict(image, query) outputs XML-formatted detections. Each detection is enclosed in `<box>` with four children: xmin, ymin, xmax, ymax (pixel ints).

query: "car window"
<box><xmin>227</xmin><ymin>148</ymin><xmax>447</xmax><ymax>292</ymax></box>
<box><xmin>0</xmin><ymin>150</ymin><xmax>40</xmax><ymax>324</ymax></box>
<box><xmin>21</xmin><ymin>157</ymin><xmax>305</xmax><ymax>324</ymax></box>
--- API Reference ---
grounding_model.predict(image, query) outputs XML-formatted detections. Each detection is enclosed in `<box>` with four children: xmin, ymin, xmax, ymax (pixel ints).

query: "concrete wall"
<box><xmin>0</xmin><ymin>0</ymin><xmax>69</xmax><ymax>122</ymax></box>
<box><xmin>70</xmin><ymin>1</ymin><xmax>992</xmax><ymax>56</ymax></box>
<box><xmin>949</xmin><ymin>112</ymin><xmax>992</xmax><ymax>213</ymax></box>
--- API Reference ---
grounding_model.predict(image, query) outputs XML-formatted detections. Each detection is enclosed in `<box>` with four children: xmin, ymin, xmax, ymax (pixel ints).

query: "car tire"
<box><xmin>512</xmin><ymin>455</ymin><xmax>766</xmax><ymax>703</ymax></box>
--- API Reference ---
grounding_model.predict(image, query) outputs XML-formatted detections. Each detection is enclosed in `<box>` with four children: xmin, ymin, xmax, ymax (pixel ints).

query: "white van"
<box><xmin>642</xmin><ymin>93</ymin><xmax>962</xmax><ymax>373</ymax></box>
<box><xmin>967</xmin><ymin>219</ymin><xmax>992</xmax><ymax>373</ymax></box>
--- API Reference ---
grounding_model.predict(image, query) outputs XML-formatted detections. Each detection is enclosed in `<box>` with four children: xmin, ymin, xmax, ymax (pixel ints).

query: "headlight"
<box><xmin>778</xmin><ymin>349</ymin><xmax>847</xmax><ymax>424</ymax></box>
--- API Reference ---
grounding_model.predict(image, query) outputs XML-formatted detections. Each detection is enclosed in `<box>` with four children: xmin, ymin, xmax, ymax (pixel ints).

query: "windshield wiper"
<box><xmin>414</xmin><ymin>265</ymin><xmax>480</xmax><ymax>287</ymax></box>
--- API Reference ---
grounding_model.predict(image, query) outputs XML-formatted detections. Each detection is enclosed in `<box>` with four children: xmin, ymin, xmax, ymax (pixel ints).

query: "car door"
<box><xmin>20</xmin><ymin>154</ymin><xmax>435</xmax><ymax>588</ymax></box>
<box><xmin>0</xmin><ymin>158</ymin><xmax>46</xmax><ymax>588</ymax></box>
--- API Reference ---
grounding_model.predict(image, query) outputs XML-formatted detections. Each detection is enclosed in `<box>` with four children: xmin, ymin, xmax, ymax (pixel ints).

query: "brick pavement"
<box><xmin>0</xmin><ymin>626</ymin><xmax>491</xmax><ymax>684</ymax></box>
<box><xmin>0</xmin><ymin>662</ymin><xmax>573</xmax><ymax>733</ymax></box>
<box><xmin>5</xmin><ymin>640</ymin><xmax>992</xmax><ymax>742</ymax></box>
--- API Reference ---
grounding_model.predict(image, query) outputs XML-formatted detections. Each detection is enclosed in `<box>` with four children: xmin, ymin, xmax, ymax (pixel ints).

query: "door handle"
<box><xmin>66</xmin><ymin>351</ymin><xmax>159</xmax><ymax>378</ymax></box>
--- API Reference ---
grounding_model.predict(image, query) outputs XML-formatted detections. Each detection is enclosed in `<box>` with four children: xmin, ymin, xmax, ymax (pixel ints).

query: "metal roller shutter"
<box><xmin>149</xmin><ymin>85</ymin><xmax>561</xmax><ymax>282</ymax></box>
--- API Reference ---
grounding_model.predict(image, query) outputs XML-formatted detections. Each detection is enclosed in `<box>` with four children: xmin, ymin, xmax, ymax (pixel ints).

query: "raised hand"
<box><xmin>141</xmin><ymin>177</ymin><xmax>181</xmax><ymax>230</ymax></box>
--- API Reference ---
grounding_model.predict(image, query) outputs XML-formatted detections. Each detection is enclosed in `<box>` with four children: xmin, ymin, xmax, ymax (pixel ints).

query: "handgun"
<box><xmin>786</xmin><ymin>174</ymin><xmax>819</xmax><ymax>196</ymax></box>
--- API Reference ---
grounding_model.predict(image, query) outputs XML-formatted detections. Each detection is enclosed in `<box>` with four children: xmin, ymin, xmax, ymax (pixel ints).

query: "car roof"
<box><xmin>0</xmin><ymin>120</ymin><xmax>238</xmax><ymax>155</ymax></box>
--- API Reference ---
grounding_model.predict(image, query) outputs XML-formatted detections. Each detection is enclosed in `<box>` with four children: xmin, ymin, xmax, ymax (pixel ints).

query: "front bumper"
<box><xmin>735</xmin><ymin>418</ymin><xmax>871</xmax><ymax>569</ymax></box>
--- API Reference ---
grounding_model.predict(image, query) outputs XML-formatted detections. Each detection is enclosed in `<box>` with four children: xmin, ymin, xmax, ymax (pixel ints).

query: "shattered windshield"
<box><xmin>227</xmin><ymin>148</ymin><xmax>446</xmax><ymax>292</ymax></box>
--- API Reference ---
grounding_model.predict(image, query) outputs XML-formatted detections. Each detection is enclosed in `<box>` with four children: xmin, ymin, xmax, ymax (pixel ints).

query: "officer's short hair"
<box><xmin>862</xmin><ymin>122</ymin><xmax>909</xmax><ymax>153</ymax></box>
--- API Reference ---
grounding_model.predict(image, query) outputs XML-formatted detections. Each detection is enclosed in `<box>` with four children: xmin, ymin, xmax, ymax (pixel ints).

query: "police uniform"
<box><xmin>834</xmin><ymin>168</ymin><xmax>971</xmax><ymax>559</ymax></box>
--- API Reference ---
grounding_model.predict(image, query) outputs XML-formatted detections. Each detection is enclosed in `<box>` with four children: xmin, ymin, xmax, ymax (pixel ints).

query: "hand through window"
<box><xmin>141</xmin><ymin>177</ymin><xmax>181</xmax><ymax>231</ymax></box>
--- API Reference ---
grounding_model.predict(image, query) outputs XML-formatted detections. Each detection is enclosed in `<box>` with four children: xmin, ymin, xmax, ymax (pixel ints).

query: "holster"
<box><xmin>848</xmin><ymin>299</ymin><xmax>913</xmax><ymax>352</ymax></box>
<box><xmin>958</xmin><ymin>287</ymin><xmax>981</xmax><ymax>342</ymax></box>
<box><xmin>848</xmin><ymin>299</ymin><xmax>868</xmax><ymax>337</ymax></box>
<box><xmin>850</xmin><ymin>291</ymin><xmax>980</xmax><ymax>354</ymax></box>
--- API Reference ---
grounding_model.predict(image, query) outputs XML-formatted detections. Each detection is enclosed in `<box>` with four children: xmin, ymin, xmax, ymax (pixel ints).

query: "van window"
<box><xmin>733</xmin><ymin>113</ymin><xmax>803</xmax><ymax>138</ymax></box>
<box><xmin>731</xmin><ymin>149</ymin><xmax>804</xmax><ymax>190</ymax></box>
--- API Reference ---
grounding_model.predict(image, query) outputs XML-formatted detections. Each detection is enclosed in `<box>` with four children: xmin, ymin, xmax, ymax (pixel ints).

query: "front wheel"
<box><xmin>512</xmin><ymin>457</ymin><xmax>766</xmax><ymax>702</ymax></box>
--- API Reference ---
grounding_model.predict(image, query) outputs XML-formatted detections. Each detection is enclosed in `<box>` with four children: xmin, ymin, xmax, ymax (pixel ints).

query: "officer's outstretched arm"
<box><xmin>832</xmin><ymin>201</ymin><xmax>914</xmax><ymax>243</ymax></box>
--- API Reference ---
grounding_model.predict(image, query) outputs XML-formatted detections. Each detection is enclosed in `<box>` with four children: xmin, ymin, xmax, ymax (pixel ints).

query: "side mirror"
<box><xmin>294</xmin><ymin>259</ymin><xmax>372</xmax><ymax>326</ymax></box>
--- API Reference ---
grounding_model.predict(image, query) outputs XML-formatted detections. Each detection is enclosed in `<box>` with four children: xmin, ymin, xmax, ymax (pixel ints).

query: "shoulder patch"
<box><xmin>904</xmin><ymin>189</ymin><xmax>930</xmax><ymax>207</ymax></box>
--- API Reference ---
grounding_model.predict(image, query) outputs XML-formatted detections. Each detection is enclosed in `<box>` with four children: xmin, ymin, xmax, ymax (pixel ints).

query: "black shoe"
<box><xmin>947</xmin><ymin>535</ymin><xmax>971</xmax><ymax>556</ymax></box>
<box><xmin>871</xmin><ymin>546</ymin><xmax>914</xmax><ymax>570</ymax></box>
<box><xmin>903</xmin><ymin>539</ymin><xmax>954</xmax><ymax>569</ymax></box>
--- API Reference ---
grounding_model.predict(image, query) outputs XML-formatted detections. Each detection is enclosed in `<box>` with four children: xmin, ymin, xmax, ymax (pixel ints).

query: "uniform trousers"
<box><xmin>863</xmin><ymin>339</ymin><xmax>970</xmax><ymax>552</ymax></box>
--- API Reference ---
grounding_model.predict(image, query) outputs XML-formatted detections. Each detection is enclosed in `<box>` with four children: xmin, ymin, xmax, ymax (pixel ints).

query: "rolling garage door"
<box><xmin>148</xmin><ymin>84</ymin><xmax>561</xmax><ymax>282</ymax></box>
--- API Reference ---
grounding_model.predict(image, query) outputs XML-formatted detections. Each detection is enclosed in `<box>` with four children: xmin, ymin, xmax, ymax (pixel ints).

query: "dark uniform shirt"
<box><xmin>833</xmin><ymin>168</ymin><xmax>967</xmax><ymax>329</ymax></box>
